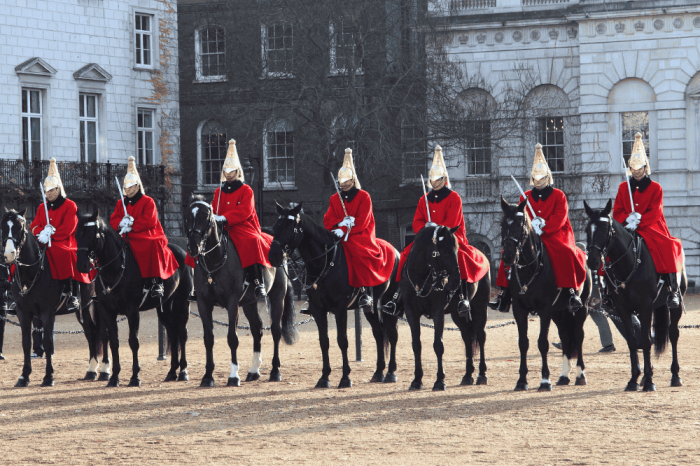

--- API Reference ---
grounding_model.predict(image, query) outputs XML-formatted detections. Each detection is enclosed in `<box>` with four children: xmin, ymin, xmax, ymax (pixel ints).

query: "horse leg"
<box><xmin>640</xmin><ymin>313</ymin><xmax>655</xmax><ymax>392</ymax></box>
<box><xmin>104</xmin><ymin>311</ymin><xmax>121</xmax><ymax>387</ymax></box>
<box><xmin>242</xmin><ymin>303</ymin><xmax>263</xmax><ymax>383</ymax></box>
<box><xmin>364</xmin><ymin>309</ymin><xmax>385</xmax><ymax>383</ymax></box>
<box><xmin>14</xmin><ymin>309</ymin><xmax>33</xmax><ymax>387</ymax></box>
<box><xmin>670</xmin><ymin>307</ymin><xmax>682</xmax><ymax>387</ymax></box>
<box><xmin>79</xmin><ymin>288</ymin><xmax>99</xmax><ymax>380</ymax></box>
<box><xmin>408</xmin><ymin>309</ymin><xmax>423</xmax><ymax>390</ymax></box>
<box><xmin>476</xmin><ymin>319</ymin><xmax>488</xmax><ymax>385</ymax></box>
<box><xmin>226</xmin><ymin>301</ymin><xmax>242</xmax><ymax>387</ymax></box>
<box><xmin>514</xmin><ymin>308</ymin><xmax>529</xmax><ymax>391</ymax></box>
<box><xmin>199</xmin><ymin>301</ymin><xmax>216</xmax><ymax>387</ymax></box>
<box><xmin>384</xmin><ymin>315</ymin><xmax>399</xmax><ymax>383</ymax></box>
<box><xmin>455</xmin><ymin>313</ymin><xmax>474</xmax><ymax>386</ymax></box>
<box><xmin>336</xmin><ymin>306</ymin><xmax>352</xmax><ymax>388</ymax></box>
<box><xmin>313</xmin><ymin>306</ymin><xmax>331</xmax><ymax>388</ymax></box>
<box><xmin>268</xmin><ymin>293</ymin><xmax>283</xmax><ymax>382</ymax></box>
<box><xmin>96</xmin><ymin>306</ymin><xmax>111</xmax><ymax>381</ymax></box>
<box><xmin>574</xmin><ymin>309</ymin><xmax>587</xmax><ymax>386</ymax></box>
<box><xmin>126</xmin><ymin>309</ymin><xmax>141</xmax><ymax>387</ymax></box>
<box><xmin>40</xmin><ymin>311</ymin><xmax>56</xmax><ymax>387</ymax></box>
<box><xmin>623</xmin><ymin>316</ymin><xmax>641</xmax><ymax>391</ymax></box>
<box><xmin>536</xmin><ymin>314</ymin><xmax>552</xmax><ymax>391</ymax></box>
<box><xmin>177</xmin><ymin>304</ymin><xmax>189</xmax><ymax>382</ymax></box>
<box><xmin>431</xmin><ymin>310</ymin><xmax>446</xmax><ymax>391</ymax></box>
<box><xmin>160</xmin><ymin>304</ymin><xmax>179</xmax><ymax>382</ymax></box>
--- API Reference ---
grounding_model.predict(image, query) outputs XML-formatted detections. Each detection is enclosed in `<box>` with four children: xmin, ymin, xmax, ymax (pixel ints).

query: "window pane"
<box><xmin>135</xmin><ymin>15</ymin><xmax>140</xmax><ymax>30</ymax></box>
<box><xmin>87</xmin><ymin>96</ymin><xmax>96</xmax><ymax>118</ymax></box>
<box><xmin>30</xmin><ymin>91</ymin><xmax>40</xmax><ymax>114</ymax></box>
<box><xmin>621</xmin><ymin>112</ymin><xmax>649</xmax><ymax>165</ymax></box>
<box><xmin>137</xmin><ymin>111</ymin><xmax>143</xmax><ymax>128</ymax></box>
<box><xmin>30</xmin><ymin>117</ymin><xmax>41</xmax><ymax>160</ymax></box>
<box><xmin>22</xmin><ymin>90</ymin><xmax>28</xmax><ymax>113</ymax></box>
<box><xmin>79</xmin><ymin>94</ymin><xmax>85</xmax><ymax>117</ymax></box>
<box><xmin>143</xmin><ymin>37</ymin><xmax>151</xmax><ymax>65</ymax></box>
<box><xmin>143</xmin><ymin>111</ymin><xmax>152</xmax><ymax>128</ymax></box>
<box><xmin>536</xmin><ymin>116</ymin><xmax>565</xmax><ymax>173</ymax></box>
<box><xmin>22</xmin><ymin>117</ymin><xmax>29</xmax><ymax>161</ymax></box>
<box><xmin>141</xmin><ymin>15</ymin><xmax>149</xmax><ymax>32</ymax></box>
<box><xmin>135</xmin><ymin>34</ymin><xmax>142</xmax><ymax>64</ymax></box>
<box><xmin>80</xmin><ymin>121</ymin><xmax>86</xmax><ymax>162</ymax></box>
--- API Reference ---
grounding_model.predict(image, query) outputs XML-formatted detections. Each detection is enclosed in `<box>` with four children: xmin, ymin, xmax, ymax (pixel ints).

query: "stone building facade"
<box><xmin>0</xmin><ymin>0</ymin><xmax>182</xmax><ymax>236</ymax></box>
<box><xmin>436</xmin><ymin>0</ymin><xmax>700</xmax><ymax>287</ymax></box>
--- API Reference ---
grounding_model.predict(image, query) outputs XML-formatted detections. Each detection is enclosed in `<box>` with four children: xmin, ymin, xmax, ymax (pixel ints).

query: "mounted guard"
<box><xmin>29</xmin><ymin>158</ymin><xmax>91</xmax><ymax>312</ymax></box>
<box><xmin>395</xmin><ymin>145</ymin><xmax>489</xmax><ymax>318</ymax></box>
<box><xmin>613</xmin><ymin>133</ymin><xmax>683</xmax><ymax>308</ymax></box>
<box><xmin>110</xmin><ymin>156</ymin><xmax>178</xmax><ymax>298</ymax></box>
<box><xmin>491</xmin><ymin>143</ymin><xmax>586</xmax><ymax>314</ymax></box>
<box><xmin>323</xmin><ymin>148</ymin><xmax>395</xmax><ymax>313</ymax></box>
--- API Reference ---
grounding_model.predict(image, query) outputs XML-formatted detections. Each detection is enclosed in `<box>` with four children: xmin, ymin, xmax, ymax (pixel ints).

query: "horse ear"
<box><xmin>583</xmin><ymin>200</ymin><xmax>594</xmax><ymax>218</ymax></box>
<box><xmin>449</xmin><ymin>226</ymin><xmax>459</xmax><ymax>235</ymax></box>
<box><xmin>517</xmin><ymin>199</ymin><xmax>527</xmax><ymax>213</ymax></box>
<box><xmin>602</xmin><ymin>199</ymin><xmax>613</xmax><ymax>217</ymax></box>
<box><xmin>290</xmin><ymin>202</ymin><xmax>303</xmax><ymax>216</ymax></box>
<box><xmin>275</xmin><ymin>201</ymin><xmax>284</xmax><ymax>215</ymax></box>
<box><xmin>3</xmin><ymin>206</ymin><xmax>7</xmax><ymax>212</ymax></box>
<box><xmin>19</xmin><ymin>207</ymin><xmax>27</xmax><ymax>218</ymax></box>
<box><xmin>500</xmin><ymin>195</ymin><xmax>509</xmax><ymax>212</ymax></box>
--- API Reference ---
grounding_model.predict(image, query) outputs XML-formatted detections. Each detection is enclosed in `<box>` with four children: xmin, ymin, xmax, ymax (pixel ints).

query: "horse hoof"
<box><xmin>538</xmin><ymin>382</ymin><xmax>552</xmax><ymax>392</ymax></box>
<box><xmin>514</xmin><ymin>382</ymin><xmax>528</xmax><ymax>391</ymax></box>
<box><xmin>460</xmin><ymin>375</ymin><xmax>474</xmax><ymax>386</ymax></box>
<box><xmin>338</xmin><ymin>378</ymin><xmax>352</xmax><ymax>389</ymax></box>
<box><xmin>227</xmin><ymin>377</ymin><xmax>241</xmax><ymax>387</ymax></box>
<box><xmin>575</xmin><ymin>375</ymin><xmax>587</xmax><ymax>386</ymax></box>
<box><xmin>245</xmin><ymin>372</ymin><xmax>260</xmax><ymax>382</ymax></box>
<box><xmin>41</xmin><ymin>377</ymin><xmax>55</xmax><ymax>387</ymax></box>
<box><xmin>383</xmin><ymin>372</ymin><xmax>397</xmax><ymax>384</ymax></box>
<box><xmin>98</xmin><ymin>372</ymin><xmax>111</xmax><ymax>381</ymax></box>
<box><xmin>14</xmin><ymin>377</ymin><xmax>29</xmax><ymax>388</ymax></box>
<box><xmin>625</xmin><ymin>382</ymin><xmax>639</xmax><ymax>392</ymax></box>
<box><xmin>84</xmin><ymin>371</ymin><xmax>98</xmax><ymax>381</ymax></box>
<box><xmin>200</xmin><ymin>378</ymin><xmax>214</xmax><ymax>388</ymax></box>
<box><xmin>475</xmin><ymin>375</ymin><xmax>488</xmax><ymax>385</ymax></box>
<box><xmin>409</xmin><ymin>381</ymin><xmax>422</xmax><ymax>391</ymax></box>
<box><xmin>643</xmin><ymin>382</ymin><xmax>656</xmax><ymax>392</ymax></box>
<box><xmin>269</xmin><ymin>371</ymin><xmax>281</xmax><ymax>382</ymax></box>
<box><xmin>128</xmin><ymin>377</ymin><xmax>141</xmax><ymax>387</ymax></box>
<box><xmin>369</xmin><ymin>371</ymin><xmax>385</xmax><ymax>383</ymax></box>
<box><xmin>177</xmin><ymin>371</ymin><xmax>189</xmax><ymax>382</ymax></box>
<box><xmin>556</xmin><ymin>376</ymin><xmax>570</xmax><ymax>386</ymax></box>
<box><xmin>164</xmin><ymin>373</ymin><xmax>178</xmax><ymax>382</ymax></box>
<box><xmin>671</xmin><ymin>376</ymin><xmax>683</xmax><ymax>387</ymax></box>
<box><xmin>106</xmin><ymin>377</ymin><xmax>119</xmax><ymax>388</ymax></box>
<box><xmin>432</xmin><ymin>381</ymin><xmax>446</xmax><ymax>391</ymax></box>
<box><xmin>315</xmin><ymin>379</ymin><xmax>331</xmax><ymax>389</ymax></box>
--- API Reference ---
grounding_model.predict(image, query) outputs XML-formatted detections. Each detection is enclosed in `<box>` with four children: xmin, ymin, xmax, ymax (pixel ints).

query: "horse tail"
<box><xmin>653</xmin><ymin>304</ymin><xmax>670</xmax><ymax>357</ymax></box>
<box><xmin>281</xmin><ymin>278</ymin><xmax>298</xmax><ymax>345</ymax></box>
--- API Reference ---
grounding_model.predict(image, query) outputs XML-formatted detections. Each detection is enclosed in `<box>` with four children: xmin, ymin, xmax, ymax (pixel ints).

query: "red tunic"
<box><xmin>30</xmin><ymin>198</ymin><xmax>91</xmax><ymax>283</ymax></box>
<box><xmin>613</xmin><ymin>179</ymin><xmax>682</xmax><ymax>274</ymax></box>
<box><xmin>323</xmin><ymin>189</ymin><xmax>395</xmax><ymax>288</ymax></box>
<box><xmin>206</xmin><ymin>183</ymin><xmax>272</xmax><ymax>269</ymax></box>
<box><xmin>110</xmin><ymin>193</ymin><xmax>178</xmax><ymax>280</ymax></box>
<box><xmin>496</xmin><ymin>187</ymin><xmax>586</xmax><ymax>290</ymax></box>
<box><xmin>397</xmin><ymin>189</ymin><xmax>489</xmax><ymax>283</ymax></box>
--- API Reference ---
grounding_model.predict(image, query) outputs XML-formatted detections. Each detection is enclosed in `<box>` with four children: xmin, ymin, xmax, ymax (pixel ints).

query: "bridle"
<box><xmin>77</xmin><ymin>220</ymin><xmax>127</xmax><ymax>294</ymax></box>
<box><xmin>3</xmin><ymin>216</ymin><xmax>46</xmax><ymax>296</ymax></box>
<box><xmin>589</xmin><ymin>216</ymin><xmax>641</xmax><ymax>293</ymax></box>
<box><xmin>501</xmin><ymin>212</ymin><xmax>542</xmax><ymax>295</ymax></box>
<box><xmin>187</xmin><ymin>201</ymin><xmax>228</xmax><ymax>283</ymax></box>
<box><xmin>406</xmin><ymin>226</ymin><xmax>459</xmax><ymax>300</ymax></box>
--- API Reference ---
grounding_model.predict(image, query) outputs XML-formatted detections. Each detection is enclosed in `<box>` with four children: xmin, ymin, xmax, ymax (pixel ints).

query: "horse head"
<box><xmin>416</xmin><ymin>224</ymin><xmax>461</xmax><ymax>293</ymax></box>
<box><xmin>2</xmin><ymin>207</ymin><xmax>28</xmax><ymax>264</ymax></box>
<box><xmin>499</xmin><ymin>195</ymin><xmax>531</xmax><ymax>267</ymax></box>
<box><xmin>75</xmin><ymin>209</ymin><xmax>104</xmax><ymax>274</ymax></box>
<box><xmin>269</xmin><ymin>202</ymin><xmax>304</xmax><ymax>267</ymax></box>
<box><xmin>187</xmin><ymin>194</ymin><xmax>215</xmax><ymax>259</ymax></box>
<box><xmin>583</xmin><ymin>199</ymin><xmax>614</xmax><ymax>273</ymax></box>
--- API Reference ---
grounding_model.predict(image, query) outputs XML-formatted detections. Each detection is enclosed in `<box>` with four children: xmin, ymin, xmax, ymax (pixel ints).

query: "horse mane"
<box><xmin>191</xmin><ymin>194</ymin><xmax>210</xmax><ymax>206</ymax></box>
<box><xmin>299</xmin><ymin>214</ymin><xmax>336</xmax><ymax>246</ymax></box>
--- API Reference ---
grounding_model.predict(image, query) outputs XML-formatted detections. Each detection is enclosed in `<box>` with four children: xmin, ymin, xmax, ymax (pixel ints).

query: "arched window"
<box><xmin>264</xmin><ymin>119</ymin><xmax>295</xmax><ymax>189</ymax></box>
<box><xmin>198</xmin><ymin>120</ymin><xmax>227</xmax><ymax>186</ymax></box>
<box><xmin>524</xmin><ymin>84</ymin><xmax>571</xmax><ymax>174</ymax></box>
<box><xmin>457</xmin><ymin>88</ymin><xmax>495</xmax><ymax>176</ymax></box>
<box><xmin>195</xmin><ymin>26</ymin><xmax>226</xmax><ymax>81</ymax></box>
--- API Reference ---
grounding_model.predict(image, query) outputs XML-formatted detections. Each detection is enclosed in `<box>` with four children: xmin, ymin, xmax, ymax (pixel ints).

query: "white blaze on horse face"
<box><xmin>230</xmin><ymin>363</ymin><xmax>240</xmax><ymax>379</ymax></box>
<box><xmin>561</xmin><ymin>355</ymin><xmax>571</xmax><ymax>378</ymax></box>
<box><xmin>192</xmin><ymin>207</ymin><xmax>199</xmax><ymax>221</ymax></box>
<box><xmin>250</xmin><ymin>351</ymin><xmax>262</xmax><ymax>374</ymax></box>
<box><xmin>88</xmin><ymin>358</ymin><xmax>99</xmax><ymax>373</ymax></box>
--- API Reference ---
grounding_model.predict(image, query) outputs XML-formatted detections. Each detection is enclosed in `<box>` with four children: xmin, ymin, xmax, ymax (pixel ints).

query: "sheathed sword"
<box><xmin>622</xmin><ymin>155</ymin><xmax>635</xmax><ymax>213</ymax></box>
<box><xmin>420</xmin><ymin>175</ymin><xmax>432</xmax><ymax>225</ymax></box>
<box><xmin>39</xmin><ymin>183</ymin><xmax>51</xmax><ymax>247</ymax></box>
<box><xmin>330</xmin><ymin>172</ymin><xmax>351</xmax><ymax>242</ymax></box>
<box><xmin>509</xmin><ymin>175</ymin><xmax>537</xmax><ymax>220</ymax></box>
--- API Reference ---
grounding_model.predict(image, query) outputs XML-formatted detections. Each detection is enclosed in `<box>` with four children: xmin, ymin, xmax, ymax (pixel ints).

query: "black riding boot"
<box><xmin>458</xmin><ymin>281</ymin><xmax>471</xmax><ymax>321</ymax></box>
<box><xmin>148</xmin><ymin>277</ymin><xmax>164</xmax><ymax>299</ymax></box>
<box><xmin>488</xmin><ymin>287</ymin><xmax>511</xmax><ymax>313</ymax></box>
<box><xmin>381</xmin><ymin>289</ymin><xmax>401</xmax><ymax>316</ymax></box>
<box><xmin>359</xmin><ymin>287</ymin><xmax>373</xmax><ymax>313</ymax></box>
<box><xmin>245</xmin><ymin>264</ymin><xmax>267</xmax><ymax>301</ymax></box>
<box><xmin>666</xmin><ymin>273</ymin><xmax>681</xmax><ymax>309</ymax></box>
<box><xmin>62</xmin><ymin>279</ymin><xmax>80</xmax><ymax>312</ymax></box>
<box><xmin>567</xmin><ymin>288</ymin><xmax>583</xmax><ymax>314</ymax></box>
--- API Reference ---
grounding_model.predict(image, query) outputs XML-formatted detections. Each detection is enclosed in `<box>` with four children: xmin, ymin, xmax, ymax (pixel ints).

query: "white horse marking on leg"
<box><xmin>561</xmin><ymin>356</ymin><xmax>571</xmax><ymax>378</ymax></box>
<box><xmin>577</xmin><ymin>366</ymin><xmax>584</xmax><ymax>378</ymax></box>
<box><xmin>87</xmin><ymin>358</ymin><xmax>99</xmax><ymax>373</ymax></box>
<box><xmin>541</xmin><ymin>378</ymin><xmax>551</xmax><ymax>385</ymax></box>
<box><xmin>99</xmin><ymin>360</ymin><xmax>111</xmax><ymax>376</ymax></box>
<box><xmin>250</xmin><ymin>351</ymin><xmax>262</xmax><ymax>374</ymax></box>
<box><xmin>230</xmin><ymin>363</ymin><xmax>239</xmax><ymax>379</ymax></box>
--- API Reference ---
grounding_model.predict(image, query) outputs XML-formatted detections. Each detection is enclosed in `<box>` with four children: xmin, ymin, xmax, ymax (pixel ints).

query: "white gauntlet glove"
<box><xmin>531</xmin><ymin>217</ymin><xmax>545</xmax><ymax>236</ymax></box>
<box><xmin>119</xmin><ymin>215</ymin><xmax>134</xmax><ymax>229</ymax></box>
<box><xmin>214</xmin><ymin>215</ymin><xmax>227</xmax><ymax>223</ymax></box>
<box><xmin>338</xmin><ymin>216</ymin><xmax>355</xmax><ymax>228</ymax></box>
<box><xmin>425</xmin><ymin>222</ymin><xmax>438</xmax><ymax>228</ymax></box>
<box><xmin>37</xmin><ymin>225</ymin><xmax>54</xmax><ymax>245</ymax></box>
<box><xmin>625</xmin><ymin>212</ymin><xmax>641</xmax><ymax>231</ymax></box>
<box><xmin>119</xmin><ymin>225</ymin><xmax>132</xmax><ymax>236</ymax></box>
<box><xmin>332</xmin><ymin>228</ymin><xmax>344</xmax><ymax>239</ymax></box>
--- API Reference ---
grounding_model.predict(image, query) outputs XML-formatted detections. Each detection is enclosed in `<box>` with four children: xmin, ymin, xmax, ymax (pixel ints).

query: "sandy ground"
<box><xmin>1</xmin><ymin>296</ymin><xmax>700</xmax><ymax>465</ymax></box>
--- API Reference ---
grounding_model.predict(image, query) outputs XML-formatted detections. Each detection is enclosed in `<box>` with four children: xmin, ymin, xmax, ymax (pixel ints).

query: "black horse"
<box><xmin>75</xmin><ymin>210</ymin><xmax>193</xmax><ymax>387</ymax></box>
<box><xmin>500</xmin><ymin>197</ymin><xmax>592</xmax><ymax>391</ymax></box>
<box><xmin>187</xmin><ymin>196</ymin><xmax>297</xmax><ymax>387</ymax></box>
<box><xmin>401</xmin><ymin>225</ymin><xmax>490</xmax><ymax>391</ymax></box>
<box><xmin>583</xmin><ymin>200</ymin><xmax>686</xmax><ymax>391</ymax></box>
<box><xmin>269</xmin><ymin>203</ymin><xmax>400</xmax><ymax>389</ymax></box>
<box><xmin>1</xmin><ymin>208</ymin><xmax>107</xmax><ymax>386</ymax></box>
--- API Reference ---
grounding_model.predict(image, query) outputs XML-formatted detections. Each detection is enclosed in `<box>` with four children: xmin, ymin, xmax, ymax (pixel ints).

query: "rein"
<box><xmin>6</xmin><ymin>222</ymin><xmax>46</xmax><ymax>296</ymax></box>
<box><xmin>405</xmin><ymin>227</ymin><xmax>454</xmax><ymax>301</ymax></box>
<box><xmin>592</xmin><ymin>218</ymin><xmax>642</xmax><ymax>293</ymax></box>
<box><xmin>503</xmin><ymin>215</ymin><xmax>542</xmax><ymax>295</ymax></box>
<box><xmin>189</xmin><ymin>204</ymin><xmax>229</xmax><ymax>284</ymax></box>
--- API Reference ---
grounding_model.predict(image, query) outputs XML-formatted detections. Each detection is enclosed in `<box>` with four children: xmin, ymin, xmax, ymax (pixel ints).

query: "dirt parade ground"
<box><xmin>1</xmin><ymin>296</ymin><xmax>700</xmax><ymax>465</ymax></box>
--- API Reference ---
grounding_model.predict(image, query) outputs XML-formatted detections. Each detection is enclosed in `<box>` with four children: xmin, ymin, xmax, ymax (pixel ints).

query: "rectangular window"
<box><xmin>200</xmin><ymin>121</ymin><xmax>227</xmax><ymax>186</ymax></box>
<box><xmin>331</xmin><ymin>20</ymin><xmax>358</xmax><ymax>73</ymax></box>
<box><xmin>622</xmin><ymin>112</ymin><xmax>650</xmax><ymax>165</ymax></box>
<box><xmin>536</xmin><ymin>117</ymin><xmax>564</xmax><ymax>173</ymax></box>
<box><xmin>265</xmin><ymin>128</ymin><xmax>294</xmax><ymax>186</ymax></box>
<box><xmin>21</xmin><ymin>89</ymin><xmax>42</xmax><ymax>161</ymax></box>
<box><xmin>79</xmin><ymin>94</ymin><xmax>98</xmax><ymax>163</ymax></box>
<box><xmin>263</xmin><ymin>23</ymin><xmax>293</xmax><ymax>77</ymax></box>
<box><xmin>135</xmin><ymin>13</ymin><xmax>153</xmax><ymax>67</ymax></box>
<box><xmin>137</xmin><ymin>108</ymin><xmax>154</xmax><ymax>165</ymax></box>
<box><xmin>402</xmin><ymin>125</ymin><xmax>427</xmax><ymax>182</ymax></box>
<box><xmin>465</xmin><ymin>120</ymin><xmax>491</xmax><ymax>175</ymax></box>
<box><xmin>198</xmin><ymin>27</ymin><xmax>226</xmax><ymax>78</ymax></box>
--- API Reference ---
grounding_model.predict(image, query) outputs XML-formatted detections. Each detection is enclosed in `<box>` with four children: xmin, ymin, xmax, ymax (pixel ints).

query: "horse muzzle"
<box><xmin>4</xmin><ymin>239</ymin><xmax>17</xmax><ymax>264</ymax></box>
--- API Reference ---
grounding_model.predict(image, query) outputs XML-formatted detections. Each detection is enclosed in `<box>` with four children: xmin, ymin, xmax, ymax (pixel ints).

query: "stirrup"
<box><xmin>567</xmin><ymin>289</ymin><xmax>582</xmax><ymax>314</ymax></box>
<box><xmin>253</xmin><ymin>279</ymin><xmax>267</xmax><ymax>300</ymax></box>
<box><xmin>66</xmin><ymin>296</ymin><xmax>80</xmax><ymax>312</ymax></box>
<box><xmin>487</xmin><ymin>297</ymin><xmax>501</xmax><ymax>312</ymax></box>
<box><xmin>458</xmin><ymin>298</ymin><xmax>471</xmax><ymax>320</ymax></box>
<box><xmin>381</xmin><ymin>300</ymin><xmax>398</xmax><ymax>316</ymax></box>
<box><xmin>359</xmin><ymin>294</ymin><xmax>373</xmax><ymax>313</ymax></box>
<box><xmin>667</xmin><ymin>292</ymin><xmax>681</xmax><ymax>309</ymax></box>
<box><xmin>150</xmin><ymin>283</ymin><xmax>165</xmax><ymax>299</ymax></box>
<box><xmin>300</xmin><ymin>300</ymin><xmax>312</xmax><ymax>316</ymax></box>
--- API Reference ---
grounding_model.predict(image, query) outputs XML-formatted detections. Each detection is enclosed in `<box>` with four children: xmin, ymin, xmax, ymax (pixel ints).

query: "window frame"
<box><xmin>79</xmin><ymin>93</ymin><xmax>99</xmax><ymax>163</ymax></box>
<box><xmin>401</xmin><ymin>124</ymin><xmax>427</xmax><ymax>183</ymax></box>
<box><xmin>621</xmin><ymin>111</ymin><xmax>650</xmax><ymax>166</ymax></box>
<box><xmin>197</xmin><ymin>120</ymin><xmax>227</xmax><ymax>188</ymax></box>
<box><xmin>136</xmin><ymin>108</ymin><xmax>156</xmax><ymax>165</ymax></box>
<box><xmin>261</xmin><ymin>22</ymin><xmax>294</xmax><ymax>79</ymax></box>
<box><xmin>536</xmin><ymin>116</ymin><xmax>565</xmax><ymax>174</ymax></box>
<box><xmin>134</xmin><ymin>12</ymin><xmax>155</xmax><ymax>70</ymax></box>
<box><xmin>329</xmin><ymin>19</ymin><xmax>362</xmax><ymax>76</ymax></box>
<box><xmin>195</xmin><ymin>26</ymin><xmax>227</xmax><ymax>83</ymax></box>
<box><xmin>21</xmin><ymin>88</ymin><xmax>43</xmax><ymax>161</ymax></box>
<box><xmin>464</xmin><ymin>120</ymin><xmax>491</xmax><ymax>176</ymax></box>
<box><xmin>263</xmin><ymin>120</ymin><xmax>296</xmax><ymax>190</ymax></box>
